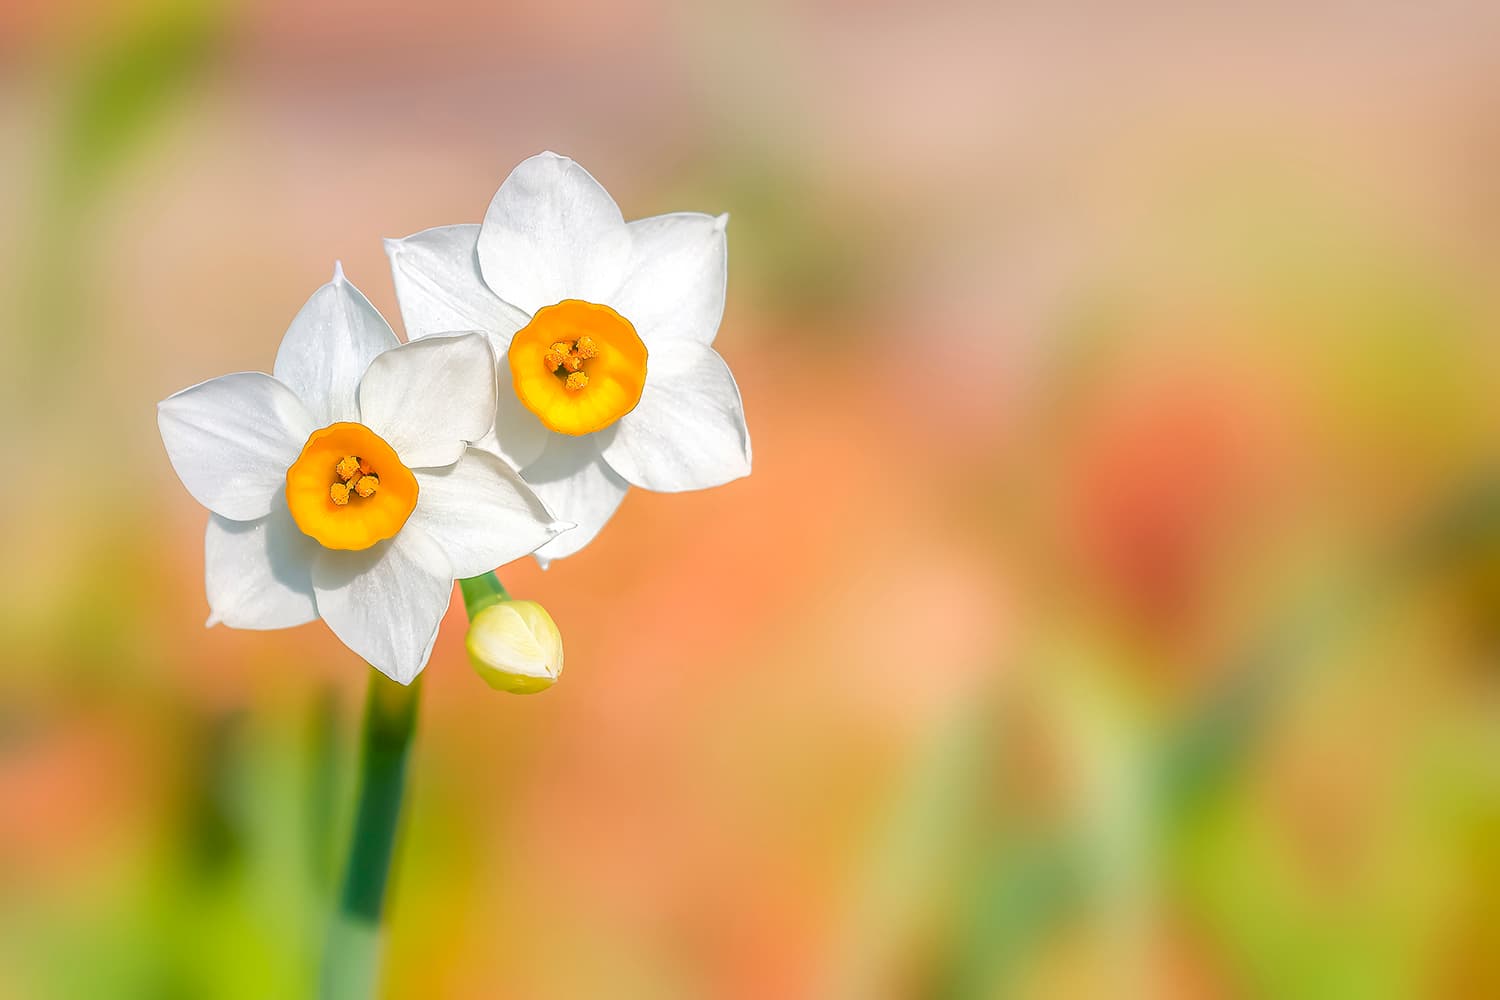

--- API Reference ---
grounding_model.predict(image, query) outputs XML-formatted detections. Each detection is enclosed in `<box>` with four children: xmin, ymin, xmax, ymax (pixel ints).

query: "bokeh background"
<box><xmin>4</xmin><ymin>1</ymin><xmax>1500</xmax><ymax>997</ymax></box>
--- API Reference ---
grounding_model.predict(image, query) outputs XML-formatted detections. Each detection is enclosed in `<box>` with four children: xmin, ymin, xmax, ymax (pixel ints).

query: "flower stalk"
<box><xmin>320</xmin><ymin>570</ymin><xmax>508</xmax><ymax>999</ymax></box>
<box><xmin>460</xmin><ymin>570</ymin><xmax>511</xmax><ymax>615</ymax></box>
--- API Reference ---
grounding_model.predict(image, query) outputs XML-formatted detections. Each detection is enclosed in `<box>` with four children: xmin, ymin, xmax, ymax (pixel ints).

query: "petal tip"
<box><xmin>370</xmin><ymin>659</ymin><xmax>422</xmax><ymax>686</ymax></box>
<box><xmin>714</xmin><ymin>212</ymin><xmax>730</xmax><ymax>232</ymax></box>
<box><xmin>332</xmin><ymin>260</ymin><xmax>347</xmax><ymax>284</ymax></box>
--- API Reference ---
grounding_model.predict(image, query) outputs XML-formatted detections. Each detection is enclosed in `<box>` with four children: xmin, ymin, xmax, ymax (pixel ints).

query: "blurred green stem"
<box><xmin>320</xmin><ymin>571</ymin><xmax>508</xmax><ymax>999</ymax></box>
<box><xmin>935</xmin><ymin>470</ymin><xmax>1500</xmax><ymax>997</ymax></box>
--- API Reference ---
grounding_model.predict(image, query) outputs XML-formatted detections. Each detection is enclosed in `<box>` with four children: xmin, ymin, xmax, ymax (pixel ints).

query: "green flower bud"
<box><xmin>465</xmin><ymin>600</ymin><xmax>564</xmax><ymax>694</ymax></box>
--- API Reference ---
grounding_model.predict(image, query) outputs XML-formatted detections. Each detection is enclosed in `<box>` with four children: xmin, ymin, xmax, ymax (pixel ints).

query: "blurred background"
<box><xmin>4</xmin><ymin>1</ymin><xmax>1500</xmax><ymax>996</ymax></box>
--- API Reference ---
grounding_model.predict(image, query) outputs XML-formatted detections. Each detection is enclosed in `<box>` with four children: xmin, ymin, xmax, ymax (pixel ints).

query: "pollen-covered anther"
<box><xmin>562</xmin><ymin>354</ymin><xmax>584</xmax><ymax>373</ymax></box>
<box><xmin>543</xmin><ymin>349</ymin><xmax>565</xmax><ymax>371</ymax></box>
<box><xmin>565</xmin><ymin>371</ymin><xmax>589</xmax><ymax>392</ymax></box>
<box><xmin>328</xmin><ymin>454</ymin><xmax>379</xmax><ymax>504</ymax></box>
<box><xmin>574</xmin><ymin>336</ymin><xmax>599</xmax><ymax>360</ymax></box>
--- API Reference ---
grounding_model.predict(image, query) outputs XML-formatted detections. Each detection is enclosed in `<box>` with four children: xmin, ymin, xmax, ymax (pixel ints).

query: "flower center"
<box><xmin>508</xmin><ymin>299</ymin><xmax>648</xmax><ymax>436</ymax></box>
<box><xmin>329</xmin><ymin>454</ymin><xmax>382</xmax><ymax>505</ymax></box>
<box><xmin>285</xmin><ymin>422</ymin><xmax>419</xmax><ymax>551</ymax></box>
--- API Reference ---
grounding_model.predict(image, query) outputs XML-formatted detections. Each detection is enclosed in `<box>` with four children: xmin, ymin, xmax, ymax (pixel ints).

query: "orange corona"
<box><xmin>285</xmin><ymin>422</ymin><xmax>418</xmax><ymax>550</ymax></box>
<box><xmin>508</xmin><ymin>299</ymin><xmax>647</xmax><ymax>435</ymax></box>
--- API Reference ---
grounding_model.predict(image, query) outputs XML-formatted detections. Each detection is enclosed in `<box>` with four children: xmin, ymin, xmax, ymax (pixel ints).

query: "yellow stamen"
<box><xmin>565</xmin><ymin>371</ymin><xmax>589</xmax><ymax>391</ymax></box>
<box><xmin>336</xmin><ymin>455</ymin><xmax>362</xmax><ymax>482</ymax></box>
<box><xmin>329</xmin><ymin>481</ymin><xmax>351</xmax><ymax>505</ymax></box>
<box><xmin>561</xmin><ymin>354</ymin><xmax>584</xmax><ymax>373</ymax></box>
<box><xmin>354</xmin><ymin>474</ymin><xmax>379</xmax><ymax>498</ymax></box>
<box><xmin>543</xmin><ymin>349</ymin><xmax>565</xmax><ymax>371</ymax></box>
<box><xmin>574</xmin><ymin>336</ymin><xmax>598</xmax><ymax>360</ymax></box>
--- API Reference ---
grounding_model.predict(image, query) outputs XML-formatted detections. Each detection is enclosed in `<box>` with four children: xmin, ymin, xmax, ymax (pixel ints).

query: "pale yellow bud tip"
<box><xmin>465</xmin><ymin>600</ymin><xmax>564</xmax><ymax>694</ymax></box>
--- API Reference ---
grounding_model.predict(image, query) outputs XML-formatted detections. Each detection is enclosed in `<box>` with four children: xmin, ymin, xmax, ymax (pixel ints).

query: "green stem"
<box><xmin>320</xmin><ymin>671</ymin><xmax>420</xmax><ymax>999</ymax></box>
<box><xmin>460</xmin><ymin>571</ymin><xmax>510</xmax><ymax>615</ymax></box>
<box><xmin>320</xmin><ymin>571</ymin><xmax>508</xmax><ymax>999</ymax></box>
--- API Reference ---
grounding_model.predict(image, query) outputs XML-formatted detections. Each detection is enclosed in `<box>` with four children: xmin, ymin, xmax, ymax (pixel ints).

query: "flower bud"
<box><xmin>465</xmin><ymin>600</ymin><xmax>564</xmax><ymax>694</ymax></box>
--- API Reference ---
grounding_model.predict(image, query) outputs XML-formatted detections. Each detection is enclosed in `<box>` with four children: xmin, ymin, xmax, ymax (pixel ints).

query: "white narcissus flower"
<box><xmin>385</xmin><ymin>151</ymin><xmax>751</xmax><ymax>566</ymax></box>
<box><xmin>157</xmin><ymin>265</ymin><xmax>571</xmax><ymax>684</ymax></box>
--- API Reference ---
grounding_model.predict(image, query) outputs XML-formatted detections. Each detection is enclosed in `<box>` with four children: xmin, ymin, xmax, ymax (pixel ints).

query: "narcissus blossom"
<box><xmin>158</xmin><ymin>265</ymin><xmax>569</xmax><ymax>683</ymax></box>
<box><xmin>386</xmin><ymin>152</ymin><xmax>751</xmax><ymax>565</ymax></box>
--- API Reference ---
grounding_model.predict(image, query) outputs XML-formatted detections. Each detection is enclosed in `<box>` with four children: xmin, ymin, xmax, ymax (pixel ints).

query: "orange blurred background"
<box><xmin>4</xmin><ymin>2</ymin><xmax>1500</xmax><ymax>997</ymax></box>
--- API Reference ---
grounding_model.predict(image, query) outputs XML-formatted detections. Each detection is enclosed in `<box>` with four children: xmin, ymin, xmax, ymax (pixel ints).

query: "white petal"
<box><xmin>476</xmin><ymin>152</ymin><xmax>632</xmax><ymax>315</ymax></box>
<box><xmin>521</xmin><ymin>434</ymin><xmax>630</xmax><ymax>565</ymax></box>
<box><xmin>357</xmin><ymin>333</ymin><xmax>496</xmax><ymax>469</ymax></box>
<box><xmin>600</xmin><ymin>342</ymin><xmax>751</xmax><ymax>492</ymax></box>
<box><xmin>159</xmin><ymin>372</ymin><xmax>314</xmax><ymax>520</ymax></box>
<box><xmin>480</xmin><ymin>377</ymin><xmax>551</xmax><ymax>471</ymax></box>
<box><xmin>385</xmin><ymin>225</ymin><xmax>530</xmax><ymax>343</ymax></box>
<box><xmin>385</xmin><ymin>225</ymin><xmax>548</xmax><ymax>470</ymax></box>
<box><xmin>273</xmin><ymin>264</ymin><xmax>400</xmax><ymax>426</ymax></box>
<box><xmin>204</xmin><ymin>497</ymin><xmax>319</xmax><ymax>629</ymax></box>
<box><xmin>409</xmin><ymin>449</ymin><xmax>570</xmax><ymax>579</ymax></box>
<box><xmin>311</xmin><ymin>525</ymin><xmax>454</xmax><ymax>685</ymax></box>
<box><xmin>610</xmin><ymin>212</ymin><xmax>728</xmax><ymax>348</ymax></box>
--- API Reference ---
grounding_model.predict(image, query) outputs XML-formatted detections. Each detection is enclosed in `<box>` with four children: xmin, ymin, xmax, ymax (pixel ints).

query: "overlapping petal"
<box><xmin>385</xmin><ymin>225</ymin><xmax>530</xmax><ymax>343</ymax></box>
<box><xmin>159</xmin><ymin>371</ymin><xmax>315</xmax><ymax>521</ymax></box>
<box><xmin>522</xmin><ymin>434</ymin><xmax>630</xmax><ymax>566</ymax></box>
<box><xmin>311</xmin><ymin>525</ymin><xmax>454</xmax><ymax>684</ymax></box>
<box><xmin>610</xmin><ymin>212</ymin><xmax>728</xmax><ymax>348</ymax></box>
<box><xmin>204</xmin><ymin>497</ymin><xmax>320</xmax><ymax>629</ymax></box>
<box><xmin>601</xmin><ymin>341</ymin><xmax>751</xmax><ymax>492</ymax></box>
<box><xmin>273</xmin><ymin>264</ymin><xmax>399</xmax><ymax>425</ymax></box>
<box><xmin>482</xmin><ymin>386</ymin><xmax>552</xmax><ymax>470</ymax></box>
<box><xmin>357</xmin><ymin>333</ymin><xmax>496</xmax><ymax>469</ymax></box>
<box><xmin>409</xmin><ymin>449</ymin><xmax>570</xmax><ymax>578</ymax></box>
<box><xmin>476</xmin><ymin>152</ymin><xmax>632</xmax><ymax>315</ymax></box>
